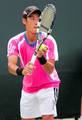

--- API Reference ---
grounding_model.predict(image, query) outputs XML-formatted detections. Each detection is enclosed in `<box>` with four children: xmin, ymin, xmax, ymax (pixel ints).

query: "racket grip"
<box><xmin>30</xmin><ymin>54</ymin><xmax>37</xmax><ymax>64</ymax></box>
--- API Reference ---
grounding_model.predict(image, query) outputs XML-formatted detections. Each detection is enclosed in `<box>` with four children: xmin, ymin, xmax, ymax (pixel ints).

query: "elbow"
<box><xmin>49</xmin><ymin>62</ymin><xmax>54</xmax><ymax>74</ymax></box>
<box><xmin>49</xmin><ymin>67</ymin><xmax>54</xmax><ymax>74</ymax></box>
<box><xmin>46</xmin><ymin>65</ymin><xmax>54</xmax><ymax>74</ymax></box>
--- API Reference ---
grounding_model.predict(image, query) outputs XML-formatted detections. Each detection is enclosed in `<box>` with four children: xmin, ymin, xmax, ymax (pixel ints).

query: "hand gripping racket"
<box><xmin>30</xmin><ymin>4</ymin><xmax>56</xmax><ymax>64</ymax></box>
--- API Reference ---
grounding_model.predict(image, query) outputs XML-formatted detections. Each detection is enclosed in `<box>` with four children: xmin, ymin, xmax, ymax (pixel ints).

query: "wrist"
<box><xmin>38</xmin><ymin>55</ymin><xmax>47</xmax><ymax>65</ymax></box>
<box><xmin>16</xmin><ymin>67</ymin><xmax>23</xmax><ymax>76</ymax></box>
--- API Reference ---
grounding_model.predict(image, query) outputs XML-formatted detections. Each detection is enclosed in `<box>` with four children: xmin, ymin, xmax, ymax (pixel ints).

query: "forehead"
<box><xmin>29</xmin><ymin>12</ymin><xmax>40</xmax><ymax>17</ymax></box>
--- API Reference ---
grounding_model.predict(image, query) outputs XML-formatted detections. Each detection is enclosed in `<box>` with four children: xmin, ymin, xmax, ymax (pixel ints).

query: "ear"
<box><xmin>22</xmin><ymin>18</ymin><xmax>27</xmax><ymax>25</ymax></box>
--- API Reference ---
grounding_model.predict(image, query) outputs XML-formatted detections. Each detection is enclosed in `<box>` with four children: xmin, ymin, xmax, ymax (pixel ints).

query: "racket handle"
<box><xmin>30</xmin><ymin>54</ymin><xmax>37</xmax><ymax>64</ymax></box>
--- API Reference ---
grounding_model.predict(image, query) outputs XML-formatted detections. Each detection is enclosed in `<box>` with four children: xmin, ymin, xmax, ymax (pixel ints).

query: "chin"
<box><xmin>31</xmin><ymin>31</ymin><xmax>35</xmax><ymax>34</ymax></box>
<box><xmin>31</xmin><ymin>30</ymin><xmax>37</xmax><ymax>34</ymax></box>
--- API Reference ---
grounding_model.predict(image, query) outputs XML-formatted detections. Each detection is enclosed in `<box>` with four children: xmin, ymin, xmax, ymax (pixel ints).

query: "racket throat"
<box><xmin>30</xmin><ymin>51</ymin><xmax>37</xmax><ymax>64</ymax></box>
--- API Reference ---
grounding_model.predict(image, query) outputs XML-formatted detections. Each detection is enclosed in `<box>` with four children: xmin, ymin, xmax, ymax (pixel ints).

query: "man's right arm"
<box><xmin>8</xmin><ymin>55</ymin><xmax>35</xmax><ymax>76</ymax></box>
<box><xmin>8</xmin><ymin>55</ymin><xmax>19</xmax><ymax>76</ymax></box>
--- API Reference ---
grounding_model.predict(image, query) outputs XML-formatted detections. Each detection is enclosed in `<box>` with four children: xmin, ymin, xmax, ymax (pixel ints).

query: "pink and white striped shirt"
<box><xmin>7</xmin><ymin>32</ymin><xmax>60</xmax><ymax>93</ymax></box>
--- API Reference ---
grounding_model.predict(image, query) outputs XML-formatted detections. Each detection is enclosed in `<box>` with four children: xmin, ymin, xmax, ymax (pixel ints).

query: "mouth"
<box><xmin>34</xmin><ymin>26</ymin><xmax>38</xmax><ymax>29</ymax></box>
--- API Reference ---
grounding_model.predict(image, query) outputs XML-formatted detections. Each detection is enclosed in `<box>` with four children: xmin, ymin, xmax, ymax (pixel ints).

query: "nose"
<box><xmin>34</xmin><ymin>19</ymin><xmax>39</xmax><ymax>26</ymax></box>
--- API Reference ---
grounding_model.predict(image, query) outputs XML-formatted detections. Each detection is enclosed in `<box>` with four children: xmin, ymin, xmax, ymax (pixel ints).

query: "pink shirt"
<box><xmin>7</xmin><ymin>32</ymin><xmax>60</xmax><ymax>93</ymax></box>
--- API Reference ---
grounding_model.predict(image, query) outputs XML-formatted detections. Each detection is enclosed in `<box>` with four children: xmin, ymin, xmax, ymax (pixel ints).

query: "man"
<box><xmin>7</xmin><ymin>5</ymin><xmax>60</xmax><ymax>120</ymax></box>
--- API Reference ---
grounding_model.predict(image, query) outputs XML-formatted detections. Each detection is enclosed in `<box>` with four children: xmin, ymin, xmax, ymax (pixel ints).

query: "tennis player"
<box><xmin>7</xmin><ymin>5</ymin><xmax>60</xmax><ymax>120</ymax></box>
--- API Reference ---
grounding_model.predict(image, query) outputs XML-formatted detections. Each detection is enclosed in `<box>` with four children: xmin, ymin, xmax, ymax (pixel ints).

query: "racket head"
<box><xmin>39</xmin><ymin>4</ymin><xmax>56</xmax><ymax>33</ymax></box>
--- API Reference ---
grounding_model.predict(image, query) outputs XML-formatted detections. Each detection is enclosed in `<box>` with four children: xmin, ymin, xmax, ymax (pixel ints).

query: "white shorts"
<box><xmin>20</xmin><ymin>88</ymin><xmax>59</xmax><ymax>119</ymax></box>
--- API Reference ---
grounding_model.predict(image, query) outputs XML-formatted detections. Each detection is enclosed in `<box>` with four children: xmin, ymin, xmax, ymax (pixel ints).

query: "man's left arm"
<box><xmin>42</xmin><ymin>59</ymin><xmax>55</xmax><ymax>74</ymax></box>
<box><xmin>37</xmin><ymin>47</ymin><xmax>55</xmax><ymax>74</ymax></box>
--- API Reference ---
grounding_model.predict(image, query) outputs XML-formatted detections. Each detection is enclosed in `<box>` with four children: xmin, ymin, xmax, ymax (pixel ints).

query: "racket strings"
<box><xmin>37</xmin><ymin>4</ymin><xmax>56</xmax><ymax>49</ymax></box>
<box><xmin>40</xmin><ymin>4</ymin><xmax>56</xmax><ymax>33</ymax></box>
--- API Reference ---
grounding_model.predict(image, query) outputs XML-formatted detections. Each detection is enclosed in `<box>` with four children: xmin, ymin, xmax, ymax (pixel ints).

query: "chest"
<box><xmin>18</xmin><ymin>41</ymin><xmax>36</xmax><ymax>62</ymax></box>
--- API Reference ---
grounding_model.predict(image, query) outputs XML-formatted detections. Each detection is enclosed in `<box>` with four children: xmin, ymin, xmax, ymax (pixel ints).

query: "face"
<box><xmin>22</xmin><ymin>13</ymin><xmax>39</xmax><ymax>34</ymax></box>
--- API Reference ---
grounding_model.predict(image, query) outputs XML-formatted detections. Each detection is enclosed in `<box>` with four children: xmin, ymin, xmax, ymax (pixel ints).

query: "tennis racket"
<box><xmin>30</xmin><ymin>4</ymin><xmax>56</xmax><ymax>64</ymax></box>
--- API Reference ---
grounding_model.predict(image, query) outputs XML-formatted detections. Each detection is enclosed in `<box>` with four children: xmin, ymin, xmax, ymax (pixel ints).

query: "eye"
<box><xmin>30</xmin><ymin>16</ymin><xmax>35</xmax><ymax>20</ymax></box>
<box><xmin>28</xmin><ymin>15</ymin><xmax>39</xmax><ymax>20</ymax></box>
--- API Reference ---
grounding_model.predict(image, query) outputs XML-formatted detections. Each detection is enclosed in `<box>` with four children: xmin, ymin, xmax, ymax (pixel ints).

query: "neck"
<box><xmin>26</xmin><ymin>31</ymin><xmax>37</xmax><ymax>43</ymax></box>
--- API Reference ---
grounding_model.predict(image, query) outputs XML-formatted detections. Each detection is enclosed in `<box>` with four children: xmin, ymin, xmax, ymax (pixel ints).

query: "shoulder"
<box><xmin>48</xmin><ymin>35</ymin><xmax>57</xmax><ymax>46</ymax></box>
<box><xmin>8</xmin><ymin>32</ymin><xmax>25</xmax><ymax>45</ymax></box>
<box><xmin>41</xmin><ymin>32</ymin><xmax>57</xmax><ymax>46</ymax></box>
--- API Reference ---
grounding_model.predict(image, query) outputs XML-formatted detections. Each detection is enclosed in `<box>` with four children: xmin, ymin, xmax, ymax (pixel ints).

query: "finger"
<box><xmin>23</xmin><ymin>69</ymin><xmax>32</xmax><ymax>75</ymax></box>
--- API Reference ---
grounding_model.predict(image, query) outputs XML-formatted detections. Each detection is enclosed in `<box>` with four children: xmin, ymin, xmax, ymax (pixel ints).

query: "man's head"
<box><xmin>22</xmin><ymin>6</ymin><xmax>41</xmax><ymax>34</ymax></box>
<box><xmin>22</xmin><ymin>6</ymin><xmax>41</xmax><ymax>19</ymax></box>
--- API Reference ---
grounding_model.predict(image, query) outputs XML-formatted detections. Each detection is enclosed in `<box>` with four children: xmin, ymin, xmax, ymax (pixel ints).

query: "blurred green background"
<box><xmin>0</xmin><ymin>0</ymin><xmax>82</xmax><ymax>119</ymax></box>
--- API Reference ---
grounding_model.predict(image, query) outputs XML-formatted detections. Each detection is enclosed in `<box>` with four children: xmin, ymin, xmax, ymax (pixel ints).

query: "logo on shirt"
<box><xmin>8</xmin><ymin>43</ymin><xmax>16</xmax><ymax>54</ymax></box>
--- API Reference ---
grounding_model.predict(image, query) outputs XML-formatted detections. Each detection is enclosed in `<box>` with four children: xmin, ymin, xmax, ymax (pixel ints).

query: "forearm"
<box><xmin>37</xmin><ymin>45</ymin><xmax>55</xmax><ymax>74</ymax></box>
<box><xmin>42</xmin><ymin>60</ymin><xmax>55</xmax><ymax>74</ymax></box>
<box><xmin>38</xmin><ymin>55</ymin><xmax>55</xmax><ymax>74</ymax></box>
<box><xmin>8</xmin><ymin>62</ymin><xmax>18</xmax><ymax>75</ymax></box>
